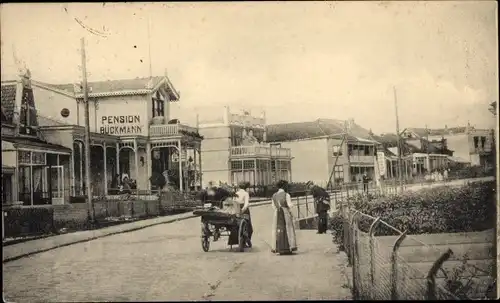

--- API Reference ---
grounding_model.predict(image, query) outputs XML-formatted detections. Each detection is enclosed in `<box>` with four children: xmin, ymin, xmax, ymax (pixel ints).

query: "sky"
<box><xmin>1</xmin><ymin>1</ymin><xmax>498</xmax><ymax>134</ymax></box>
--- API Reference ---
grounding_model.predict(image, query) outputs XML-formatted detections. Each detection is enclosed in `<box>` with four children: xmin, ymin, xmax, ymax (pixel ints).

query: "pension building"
<box><xmin>1</xmin><ymin>69</ymin><xmax>202</xmax><ymax>206</ymax></box>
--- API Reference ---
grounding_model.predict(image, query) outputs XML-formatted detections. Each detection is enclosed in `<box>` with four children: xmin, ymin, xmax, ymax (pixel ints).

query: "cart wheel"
<box><xmin>201</xmin><ymin>222</ymin><xmax>210</xmax><ymax>252</ymax></box>
<box><xmin>238</xmin><ymin>219</ymin><xmax>249</xmax><ymax>252</ymax></box>
<box><xmin>202</xmin><ymin>236</ymin><xmax>210</xmax><ymax>252</ymax></box>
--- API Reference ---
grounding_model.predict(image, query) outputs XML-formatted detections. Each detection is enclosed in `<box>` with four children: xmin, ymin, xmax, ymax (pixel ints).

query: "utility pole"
<box><xmin>81</xmin><ymin>37</ymin><xmax>94</xmax><ymax>223</ymax></box>
<box><xmin>393</xmin><ymin>87</ymin><xmax>403</xmax><ymax>192</ymax></box>
<box><xmin>326</xmin><ymin>120</ymin><xmax>350</xmax><ymax>191</ymax></box>
<box><xmin>425</xmin><ymin>124</ymin><xmax>430</xmax><ymax>175</ymax></box>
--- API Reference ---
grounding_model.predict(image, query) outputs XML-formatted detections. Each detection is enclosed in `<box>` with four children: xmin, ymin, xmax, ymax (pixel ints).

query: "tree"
<box><xmin>488</xmin><ymin>101</ymin><xmax>497</xmax><ymax>116</ymax></box>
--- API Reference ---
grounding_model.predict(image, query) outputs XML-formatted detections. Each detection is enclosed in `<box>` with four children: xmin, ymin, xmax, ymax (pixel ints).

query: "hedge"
<box><xmin>3</xmin><ymin>207</ymin><xmax>55</xmax><ymax>238</ymax></box>
<box><xmin>330</xmin><ymin>180</ymin><xmax>496</xmax><ymax>239</ymax></box>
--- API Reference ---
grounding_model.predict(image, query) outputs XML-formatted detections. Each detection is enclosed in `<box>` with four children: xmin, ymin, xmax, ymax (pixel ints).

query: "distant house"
<box><xmin>402</xmin><ymin>125</ymin><xmax>495</xmax><ymax>169</ymax></box>
<box><xmin>371</xmin><ymin>132</ymin><xmax>454</xmax><ymax>175</ymax></box>
<box><xmin>197</xmin><ymin>106</ymin><xmax>292</xmax><ymax>188</ymax></box>
<box><xmin>266</xmin><ymin>118</ymin><xmax>379</xmax><ymax>185</ymax></box>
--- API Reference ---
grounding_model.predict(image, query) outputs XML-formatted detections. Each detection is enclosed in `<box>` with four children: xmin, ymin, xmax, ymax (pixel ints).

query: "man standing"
<box><xmin>236</xmin><ymin>182</ymin><xmax>253</xmax><ymax>247</ymax></box>
<box><xmin>308</xmin><ymin>182</ymin><xmax>331</xmax><ymax>234</ymax></box>
<box><xmin>362</xmin><ymin>172</ymin><xmax>370</xmax><ymax>194</ymax></box>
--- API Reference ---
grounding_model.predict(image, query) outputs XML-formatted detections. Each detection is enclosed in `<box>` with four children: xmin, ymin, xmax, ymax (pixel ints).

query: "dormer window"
<box><xmin>152</xmin><ymin>91</ymin><xmax>165</xmax><ymax>118</ymax></box>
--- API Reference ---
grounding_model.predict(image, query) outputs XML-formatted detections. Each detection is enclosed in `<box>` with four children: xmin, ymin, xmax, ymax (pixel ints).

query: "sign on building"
<box><xmin>99</xmin><ymin>115</ymin><xmax>143</xmax><ymax>135</ymax></box>
<box><xmin>377</xmin><ymin>152</ymin><xmax>386</xmax><ymax>176</ymax></box>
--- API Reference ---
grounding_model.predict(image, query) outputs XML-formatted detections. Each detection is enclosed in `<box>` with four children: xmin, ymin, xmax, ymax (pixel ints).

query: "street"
<box><xmin>3</xmin><ymin>204</ymin><xmax>351</xmax><ymax>302</ymax></box>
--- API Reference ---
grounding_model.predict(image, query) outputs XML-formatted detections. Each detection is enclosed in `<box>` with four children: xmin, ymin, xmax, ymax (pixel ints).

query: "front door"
<box><xmin>44</xmin><ymin>166</ymin><xmax>64</xmax><ymax>205</ymax></box>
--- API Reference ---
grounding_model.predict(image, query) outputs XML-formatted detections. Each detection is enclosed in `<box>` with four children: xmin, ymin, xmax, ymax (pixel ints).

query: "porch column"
<box><xmin>103</xmin><ymin>143</ymin><xmax>108</xmax><ymax>195</ymax></box>
<box><xmin>79</xmin><ymin>142</ymin><xmax>83</xmax><ymax>195</ymax></box>
<box><xmin>178</xmin><ymin>140</ymin><xmax>183</xmax><ymax>192</ymax></box>
<box><xmin>193</xmin><ymin>146</ymin><xmax>197</xmax><ymax>189</ymax></box>
<box><xmin>198</xmin><ymin>144</ymin><xmax>202</xmax><ymax>188</ymax></box>
<box><xmin>146</xmin><ymin>143</ymin><xmax>152</xmax><ymax>190</ymax></box>
<box><xmin>116</xmin><ymin>142</ymin><xmax>120</xmax><ymax>175</ymax></box>
<box><xmin>134</xmin><ymin>139</ymin><xmax>139</xmax><ymax>189</ymax></box>
<box><xmin>71</xmin><ymin>144</ymin><xmax>76</xmax><ymax>196</ymax></box>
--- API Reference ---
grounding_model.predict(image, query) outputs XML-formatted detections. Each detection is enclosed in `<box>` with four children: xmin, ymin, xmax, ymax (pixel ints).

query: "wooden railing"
<box><xmin>149</xmin><ymin>123</ymin><xmax>199</xmax><ymax>137</ymax></box>
<box><xmin>230</xmin><ymin>145</ymin><xmax>292</xmax><ymax>158</ymax></box>
<box><xmin>349</xmin><ymin>155</ymin><xmax>375</xmax><ymax>163</ymax></box>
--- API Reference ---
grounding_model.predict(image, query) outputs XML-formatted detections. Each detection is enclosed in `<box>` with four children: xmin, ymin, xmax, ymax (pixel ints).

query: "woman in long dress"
<box><xmin>271</xmin><ymin>180</ymin><xmax>297</xmax><ymax>254</ymax></box>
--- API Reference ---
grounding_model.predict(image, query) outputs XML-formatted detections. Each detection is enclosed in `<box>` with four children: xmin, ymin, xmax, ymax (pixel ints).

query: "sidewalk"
<box><xmin>2</xmin><ymin>199</ymin><xmax>272</xmax><ymax>263</ymax></box>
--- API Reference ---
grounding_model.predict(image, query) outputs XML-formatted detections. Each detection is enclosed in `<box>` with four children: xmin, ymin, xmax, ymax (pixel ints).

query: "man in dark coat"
<box><xmin>307</xmin><ymin>181</ymin><xmax>331</xmax><ymax>234</ymax></box>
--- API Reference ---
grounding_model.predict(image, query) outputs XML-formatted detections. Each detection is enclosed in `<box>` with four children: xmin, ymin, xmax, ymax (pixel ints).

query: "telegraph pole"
<box><xmin>393</xmin><ymin>87</ymin><xmax>404</xmax><ymax>192</ymax></box>
<box><xmin>425</xmin><ymin>124</ymin><xmax>430</xmax><ymax>174</ymax></box>
<box><xmin>81</xmin><ymin>37</ymin><xmax>94</xmax><ymax>223</ymax></box>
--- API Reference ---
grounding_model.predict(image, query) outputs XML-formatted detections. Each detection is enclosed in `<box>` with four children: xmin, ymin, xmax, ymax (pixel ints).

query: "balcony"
<box><xmin>149</xmin><ymin>123</ymin><xmax>199</xmax><ymax>138</ymax></box>
<box><xmin>231</xmin><ymin>145</ymin><xmax>291</xmax><ymax>158</ymax></box>
<box><xmin>349</xmin><ymin>155</ymin><xmax>375</xmax><ymax>164</ymax></box>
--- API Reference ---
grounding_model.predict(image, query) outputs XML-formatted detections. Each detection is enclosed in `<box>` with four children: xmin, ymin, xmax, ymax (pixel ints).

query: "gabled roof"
<box><xmin>266</xmin><ymin>118</ymin><xmax>377</xmax><ymax>143</ymax></box>
<box><xmin>43</xmin><ymin>76</ymin><xmax>180</xmax><ymax>100</ymax></box>
<box><xmin>1</xmin><ymin>83</ymin><xmax>17</xmax><ymax>124</ymax></box>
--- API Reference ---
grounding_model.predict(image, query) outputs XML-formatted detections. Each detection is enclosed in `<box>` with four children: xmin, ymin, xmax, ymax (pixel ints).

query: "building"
<box><xmin>198</xmin><ymin>107</ymin><xmax>292</xmax><ymax>187</ymax></box>
<box><xmin>2</xmin><ymin>69</ymin><xmax>202</xmax><ymax>206</ymax></box>
<box><xmin>266</xmin><ymin>118</ymin><xmax>379</xmax><ymax>186</ymax></box>
<box><xmin>372</xmin><ymin>133</ymin><xmax>452</xmax><ymax>177</ymax></box>
<box><xmin>2</xmin><ymin>69</ymin><xmax>73</xmax><ymax>205</ymax></box>
<box><xmin>402</xmin><ymin>125</ymin><xmax>495</xmax><ymax>169</ymax></box>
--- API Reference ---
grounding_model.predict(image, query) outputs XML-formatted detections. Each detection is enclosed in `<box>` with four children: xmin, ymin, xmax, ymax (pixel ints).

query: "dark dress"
<box><xmin>311</xmin><ymin>186</ymin><xmax>330</xmax><ymax>234</ymax></box>
<box><xmin>272</xmin><ymin>191</ymin><xmax>297</xmax><ymax>254</ymax></box>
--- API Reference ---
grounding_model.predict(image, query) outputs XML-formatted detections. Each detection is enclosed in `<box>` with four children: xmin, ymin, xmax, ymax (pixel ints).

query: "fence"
<box><xmin>290</xmin><ymin>175</ymin><xmax>496</xmax><ymax>222</ymax></box>
<box><xmin>338</xmin><ymin>203</ymin><xmax>496</xmax><ymax>300</ymax></box>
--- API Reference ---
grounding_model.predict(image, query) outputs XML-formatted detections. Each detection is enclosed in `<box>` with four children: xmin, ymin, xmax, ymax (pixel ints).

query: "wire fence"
<box><xmin>336</xmin><ymin>201</ymin><xmax>496</xmax><ymax>300</ymax></box>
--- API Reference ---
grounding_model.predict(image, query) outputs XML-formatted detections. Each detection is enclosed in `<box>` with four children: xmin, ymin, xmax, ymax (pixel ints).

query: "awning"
<box><xmin>2</xmin><ymin>135</ymin><xmax>71</xmax><ymax>154</ymax></box>
<box><xmin>447</xmin><ymin>156</ymin><xmax>470</xmax><ymax>164</ymax></box>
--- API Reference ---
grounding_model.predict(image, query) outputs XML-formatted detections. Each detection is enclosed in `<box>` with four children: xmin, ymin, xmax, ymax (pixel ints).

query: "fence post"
<box><xmin>296</xmin><ymin>196</ymin><xmax>300</xmax><ymax>219</ymax></box>
<box><xmin>426</xmin><ymin>249</ymin><xmax>453</xmax><ymax>300</ymax></box>
<box><xmin>348</xmin><ymin>210</ymin><xmax>359</xmax><ymax>264</ymax></box>
<box><xmin>391</xmin><ymin>230</ymin><xmax>407</xmax><ymax>300</ymax></box>
<box><xmin>351</xmin><ymin>213</ymin><xmax>360</xmax><ymax>299</ymax></box>
<box><xmin>305</xmin><ymin>194</ymin><xmax>309</xmax><ymax>217</ymax></box>
<box><xmin>368</xmin><ymin>217</ymin><xmax>381</xmax><ymax>289</ymax></box>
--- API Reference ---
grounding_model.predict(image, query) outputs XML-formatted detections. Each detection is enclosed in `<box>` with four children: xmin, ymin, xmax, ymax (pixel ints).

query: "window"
<box><xmin>473</xmin><ymin>136</ymin><xmax>479</xmax><ymax>148</ymax></box>
<box><xmin>480</xmin><ymin>136</ymin><xmax>486</xmax><ymax>149</ymax></box>
<box><xmin>333</xmin><ymin>165</ymin><xmax>344</xmax><ymax>184</ymax></box>
<box><xmin>243</xmin><ymin>160</ymin><xmax>255</xmax><ymax>170</ymax></box>
<box><xmin>152</xmin><ymin>91</ymin><xmax>165</xmax><ymax>118</ymax></box>
<box><xmin>231</xmin><ymin>160</ymin><xmax>242</xmax><ymax>170</ymax></box>
<box><xmin>332</xmin><ymin>145</ymin><xmax>343</xmax><ymax>157</ymax></box>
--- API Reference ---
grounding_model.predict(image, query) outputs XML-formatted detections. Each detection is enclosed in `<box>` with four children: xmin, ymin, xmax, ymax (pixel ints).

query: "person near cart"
<box><xmin>235</xmin><ymin>181</ymin><xmax>253</xmax><ymax>248</ymax></box>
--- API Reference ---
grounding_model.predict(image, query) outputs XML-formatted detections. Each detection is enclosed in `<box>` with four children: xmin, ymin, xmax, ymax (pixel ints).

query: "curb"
<box><xmin>3</xmin><ymin>200</ymin><xmax>273</xmax><ymax>263</ymax></box>
<box><xmin>3</xmin><ymin>213</ymin><xmax>197</xmax><ymax>263</ymax></box>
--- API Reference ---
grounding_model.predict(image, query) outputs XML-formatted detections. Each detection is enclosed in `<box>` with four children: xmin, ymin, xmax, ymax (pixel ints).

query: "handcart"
<box><xmin>192</xmin><ymin>207</ymin><xmax>250</xmax><ymax>253</ymax></box>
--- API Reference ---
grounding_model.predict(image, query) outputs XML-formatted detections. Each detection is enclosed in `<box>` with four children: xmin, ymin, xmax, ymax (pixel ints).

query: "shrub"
<box><xmin>332</xmin><ymin>181</ymin><xmax>496</xmax><ymax>237</ymax></box>
<box><xmin>149</xmin><ymin>172</ymin><xmax>166</xmax><ymax>190</ymax></box>
<box><xmin>4</xmin><ymin>207</ymin><xmax>55</xmax><ymax>238</ymax></box>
